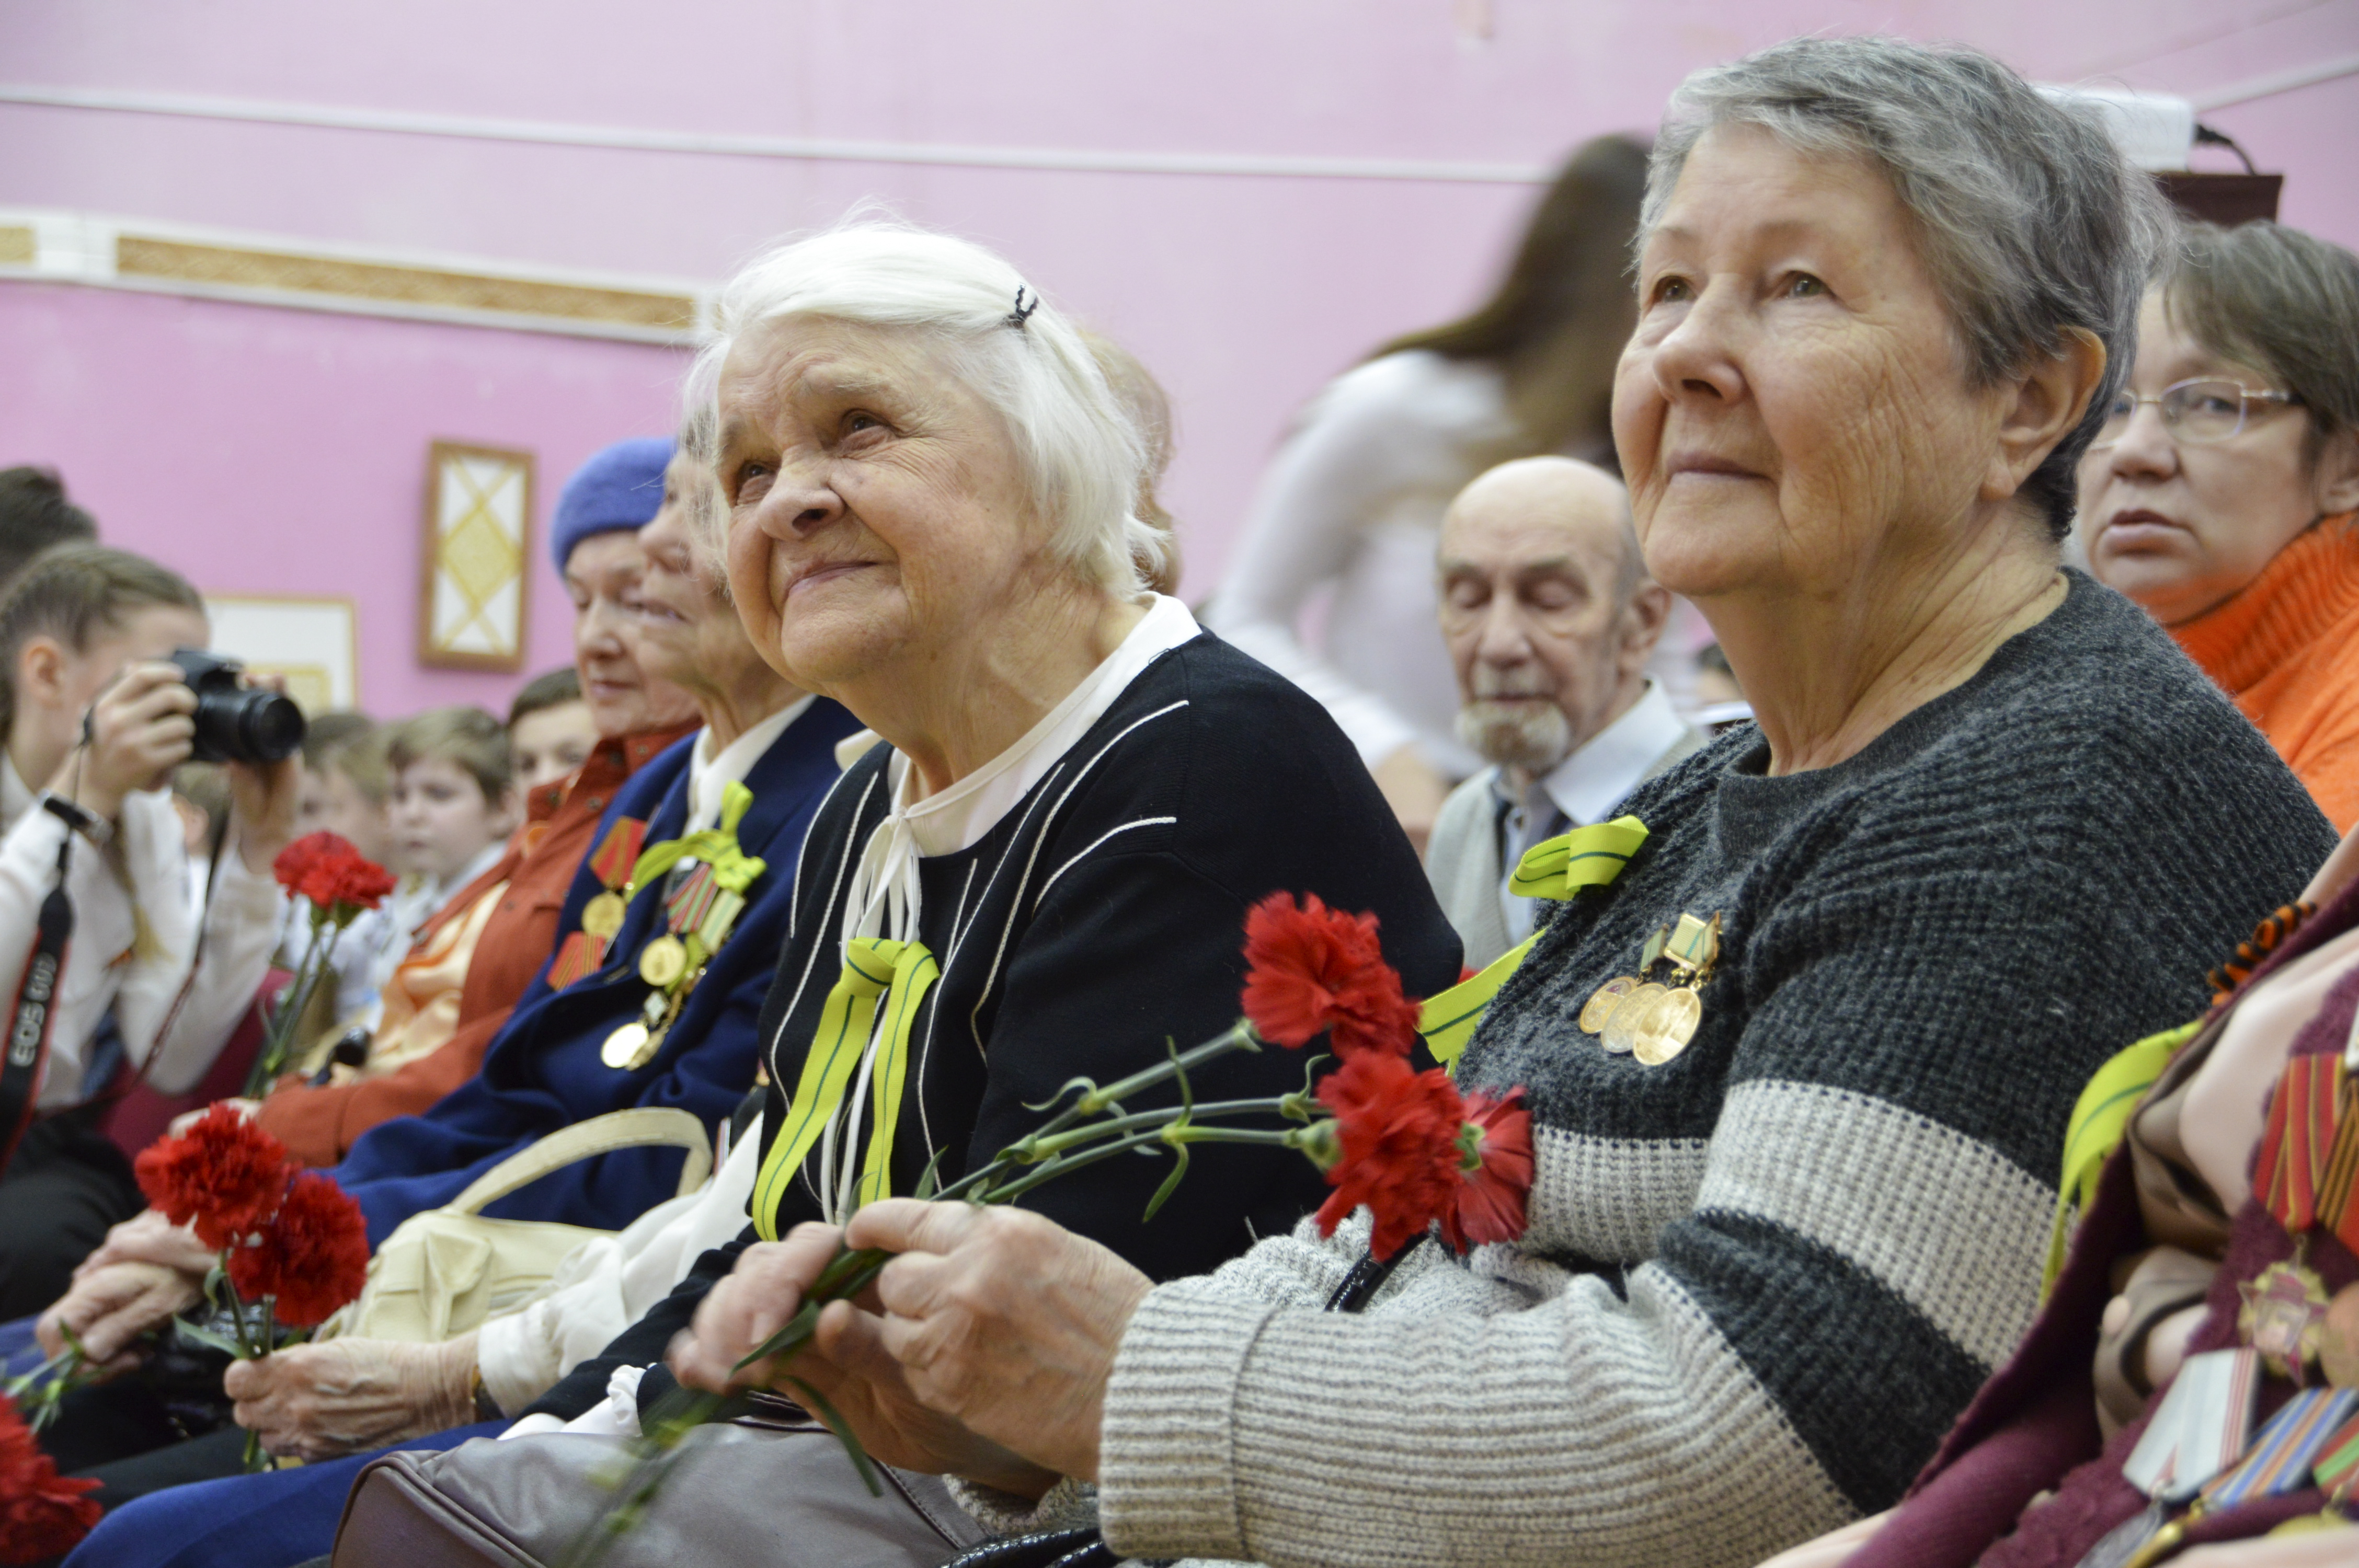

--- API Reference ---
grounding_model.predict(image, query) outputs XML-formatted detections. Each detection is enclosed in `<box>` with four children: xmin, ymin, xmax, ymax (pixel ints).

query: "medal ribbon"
<box><xmin>2201</xmin><ymin>1387</ymin><xmax>2359</xmax><ymax>1507</ymax></box>
<box><xmin>2123</xmin><ymin>1347</ymin><xmax>2261</xmax><ymax>1504</ymax></box>
<box><xmin>1419</xmin><ymin>816</ymin><xmax>1649</xmax><ymax>1069</ymax></box>
<box><xmin>624</xmin><ymin>781</ymin><xmax>767</xmax><ymax>902</ymax></box>
<box><xmin>751</xmin><ymin>935</ymin><xmax>941</xmax><ymax>1239</ymax></box>
<box><xmin>2043</xmin><ymin>1019</ymin><xmax>2203</xmax><ymax>1291</ymax></box>
<box><xmin>2311</xmin><ymin>1411</ymin><xmax>2359</xmax><ymax>1494</ymax></box>
<box><xmin>548</xmin><ymin>817</ymin><xmax>651</xmax><ymax>991</ymax></box>
<box><xmin>2255</xmin><ymin>1054</ymin><xmax>2344</xmax><ymax>1233</ymax></box>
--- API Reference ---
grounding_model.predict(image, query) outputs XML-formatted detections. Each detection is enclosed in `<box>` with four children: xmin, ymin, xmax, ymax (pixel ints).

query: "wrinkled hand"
<box><xmin>671</xmin><ymin>1202</ymin><xmax>1152</xmax><ymax>1492</ymax></box>
<box><xmin>224</xmin><ymin>1334</ymin><xmax>477</xmax><ymax>1461</ymax></box>
<box><xmin>63</xmin><ymin>663</ymin><xmax>197</xmax><ymax>822</ymax></box>
<box><xmin>37</xmin><ymin>1262</ymin><xmax>202</xmax><ymax>1369</ymax></box>
<box><xmin>74</xmin><ymin>1208</ymin><xmax>215</xmax><ymax>1279</ymax></box>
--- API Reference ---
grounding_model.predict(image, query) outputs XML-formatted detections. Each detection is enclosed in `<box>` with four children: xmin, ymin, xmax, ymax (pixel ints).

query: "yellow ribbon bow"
<box><xmin>625</xmin><ymin>780</ymin><xmax>769</xmax><ymax>901</ymax></box>
<box><xmin>2041</xmin><ymin>1018</ymin><xmax>2201</xmax><ymax>1292</ymax></box>
<box><xmin>751</xmin><ymin>935</ymin><xmax>941</xmax><ymax>1239</ymax></box>
<box><xmin>1417</xmin><ymin>815</ymin><xmax>1650</xmax><ymax>1069</ymax></box>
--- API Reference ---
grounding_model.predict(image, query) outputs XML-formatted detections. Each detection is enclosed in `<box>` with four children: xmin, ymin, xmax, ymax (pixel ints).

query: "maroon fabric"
<box><xmin>98</xmin><ymin>974</ymin><xmax>278</xmax><ymax>1161</ymax></box>
<box><xmin>1847</xmin><ymin>870</ymin><xmax>2359</xmax><ymax>1566</ymax></box>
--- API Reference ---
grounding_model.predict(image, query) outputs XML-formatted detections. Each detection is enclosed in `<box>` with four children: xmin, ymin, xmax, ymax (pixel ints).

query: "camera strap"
<box><xmin>0</xmin><ymin>798</ymin><xmax>84</xmax><ymax>1175</ymax></box>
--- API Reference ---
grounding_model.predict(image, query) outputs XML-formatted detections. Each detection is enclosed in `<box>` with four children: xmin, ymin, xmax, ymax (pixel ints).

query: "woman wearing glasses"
<box><xmin>2079</xmin><ymin>220</ymin><xmax>2359</xmax><ymax>827</ymax></box>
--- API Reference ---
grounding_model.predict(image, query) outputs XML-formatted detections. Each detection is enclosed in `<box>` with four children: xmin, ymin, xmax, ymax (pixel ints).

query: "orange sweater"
<box><xmin>2171</xmin><ymin>515</ymin><xmax>2359</xmax><ymax>833</ymax></box>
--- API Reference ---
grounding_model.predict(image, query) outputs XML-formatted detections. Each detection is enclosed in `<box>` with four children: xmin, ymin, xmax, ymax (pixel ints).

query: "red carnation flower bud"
<box><xmin>273</xmin><ymin>832</ymin><xmax>396</xmax><ymax>921</ymax></box>
<box><xmin>1310</xmin><ymin>1052</ymin><xmax>1467</xmax><ymax>1260</ymax></box>
<box><xmin>226</xmin><ymin>1170</ymin><xmax>370</xmax><ymax>1328</ymax></box>
<box><xmin>1240</xmin><ymin>892</ymin><xmax>1419</xmax><ymax>1060</ymax></box>
<box><xmin>270</xmin><ymin>832</ymin><xmax>337</xmax><ymax>897</ymax></box>
<box><xmin>0</xmin><ymin>1393</ymin><xmax>100</xmax><ymax>1563</ymax></box>
<box><xmin>133</xmin><ymin>1104</ymin><xmax>292</xmax><ymax>1250</ymax></box>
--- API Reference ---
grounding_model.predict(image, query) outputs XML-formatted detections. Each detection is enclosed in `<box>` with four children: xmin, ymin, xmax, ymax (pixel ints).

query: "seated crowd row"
<box><xmin>3</xmin><ymin>32</ymin><xmax>2359</xmax><ymax>1568</ymax></box>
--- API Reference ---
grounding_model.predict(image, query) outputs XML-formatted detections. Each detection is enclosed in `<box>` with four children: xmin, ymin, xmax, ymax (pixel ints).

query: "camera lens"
<box><xmin>228</xmin><ymin>690</ymin><xmax>306</xmax><ymax>764</ymax></box>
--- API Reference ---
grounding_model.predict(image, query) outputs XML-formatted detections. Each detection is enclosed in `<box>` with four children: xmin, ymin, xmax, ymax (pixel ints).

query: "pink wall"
<box><xmin>2</xmin><ymin>0</ymin><xmax>2354</xmax><ymax>718</ymax></box>
<box><xmin>0</xmin><ymin>281</ymin><xmax>683</xmax><ymax>716</ymax></box>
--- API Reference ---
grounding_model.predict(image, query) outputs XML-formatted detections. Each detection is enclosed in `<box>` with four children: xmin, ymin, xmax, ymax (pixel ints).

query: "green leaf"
<box><xmin>1022</xmin><ymin>1075</ymin><xmax>1100</xmax><ymax>1114</ymax></box>
<box><xmin>733</xmin><ymin>1300</ymin><xmax>821</xmax><ymax>1374</ymax></box>
<box><xmin>1141</xmin><ymin>1140</ymin><xmax>1192</xmax><ymax>1224</ymax></box>
<box><xmin>912</xmin><ymin>1147</ymin><xmax>948</xmax><ymax>1201</ymax></box>
<box><xmin>782</xmin><ymin>1375</ymin><xmax>883</xmax><ymax>1498</ymax></box>
<box><xmin>173</xmin><ymin>1316</ymin><xmax>250</xmax><ymax>1359</ymax></box>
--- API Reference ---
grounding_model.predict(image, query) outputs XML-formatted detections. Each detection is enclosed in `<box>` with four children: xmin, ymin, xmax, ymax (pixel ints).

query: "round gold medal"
<box><xmin>638</xmin><ymin>935</ymin><xmax>689</xmax><ymax>988</ymax></box>
<box><xmin>1632</xmin><ymin>987</ymin><xmax>1703</xmax><ymax>1066</ymax></box>
<box><xmin>1600</xmin><ymin>983</ymin><xmax>1666</xmax><ymax>1056</ymax></box>
<box><xmin>600</xmin><ymin>1022</ymin><xmax>650</xmax><ymax>1070</ymax></box>
<box><xmin>1579</xmin><ymin>977</ymin><xmax>1637</xmax><ymax>1035</ymax></box>
<box><xmin>581</xmin><ymin>892</ymin><xmax>627</xmax><ymax>940</ymax></box>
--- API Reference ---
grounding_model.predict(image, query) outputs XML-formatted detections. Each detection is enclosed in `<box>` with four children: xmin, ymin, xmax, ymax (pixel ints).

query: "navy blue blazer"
<box><xmin>333</xmin><ymin>700</ymin><xmax>861</xmax><ymax>1243</ymax></box>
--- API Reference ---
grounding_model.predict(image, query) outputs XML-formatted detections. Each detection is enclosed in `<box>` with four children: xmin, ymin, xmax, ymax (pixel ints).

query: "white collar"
<box><xmin>688</xmin><ymin>695</ymin><xmax>815</xmax><ymax>833</ymax></box>
<box><xmin>886</xmin><ymin>594</ymin><xmax>1200</xmax><ymax>860</ymax></box>
<box><xmin>1516</xmin><ymin>680</ymin><xmax>1690</xmax><ymax>828</ymax></box>
<box><xmin>0</xmin><ymin>754</ymin><xmax>33</xmax><ymax>832</ymax></box>
<box><xmin>435</xmin><ymin>839</ymin><xmax>512</xmax><ymax>905</ymax></box>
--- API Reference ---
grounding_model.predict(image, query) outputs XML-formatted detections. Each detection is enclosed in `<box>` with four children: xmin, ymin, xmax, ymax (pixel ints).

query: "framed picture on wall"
<box><xmin>203</xmin><ymin>594</ymin><xmax>360</xmax><ymax>715</ymax></box>
<box><xmin>419</xmin><ymin>440</ymin><xmax>534</xmax><ymax>672</ymax></box>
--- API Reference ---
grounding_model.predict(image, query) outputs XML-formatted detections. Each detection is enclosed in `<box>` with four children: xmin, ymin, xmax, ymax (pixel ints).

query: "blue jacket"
<box><xmin>333</xmin><ymin>700</ymin><xmax>861</xmax><ymax>1243</ymax></box>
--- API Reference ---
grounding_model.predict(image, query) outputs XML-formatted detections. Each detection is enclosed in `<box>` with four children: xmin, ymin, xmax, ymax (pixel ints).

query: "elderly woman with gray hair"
<box><xmin>660</xmin><ymin>36</ymin><xmax>2335</xmax><ymax>1568</ymax></box>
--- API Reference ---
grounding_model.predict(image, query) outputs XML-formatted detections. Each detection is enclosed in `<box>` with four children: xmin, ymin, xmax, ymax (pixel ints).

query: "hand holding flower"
<box><xmin>225</xmin><ymin>1335</ymin><xmax>476</xmax><ymax>1461</ymax></box>
<box><xmin>36</xmin><ymin>1262</ymin><xmax>201</xmax><ymax>1369</ymax></box>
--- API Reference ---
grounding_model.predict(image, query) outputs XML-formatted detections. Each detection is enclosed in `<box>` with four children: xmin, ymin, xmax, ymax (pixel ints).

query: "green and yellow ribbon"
<box><xmin>751</xmin><ymin>935</ymin><xmax>941</xmax><ymax>1239</ymax></box>
<box><xmin>625</xmin><ymin>780</ymin><xmax>768</xmax><ymax>903</ymax></box>
<box><xmin>1417</xmin><ymin>815</ymin><xmax>1649</xmax><ymax>1069</ymax></box>
<box><xmin>2042</xmin><ymin>1017</ymin><xmax>2202</xmax><ymax>1291</ymax></box>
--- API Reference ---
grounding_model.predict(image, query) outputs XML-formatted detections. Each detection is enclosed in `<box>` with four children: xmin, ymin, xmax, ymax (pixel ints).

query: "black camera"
<box><xmin>167</xmin><ymin>648</ymin><xmax>307</xmax><ymax>765</ymax></box>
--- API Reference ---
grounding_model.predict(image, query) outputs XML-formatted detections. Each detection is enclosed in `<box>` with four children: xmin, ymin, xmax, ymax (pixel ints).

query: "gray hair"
<box><xmin>689</xmin><ymin>218</ymin><xmax>1164</xmax><ymax>597</ymax></box>
<box><xmin>1641</xmin><ymin>35</ymin><xmax>2172</xmax><ymax>538</ymax></box>
<box><xmin>2162</xmin><ymin>220</ymin><xmax>2359</xmax><ymax>462</ymax></box>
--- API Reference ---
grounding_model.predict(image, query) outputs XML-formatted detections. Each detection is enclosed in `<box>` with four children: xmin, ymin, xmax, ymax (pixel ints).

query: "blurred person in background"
<box><xmin>2078</xmin><ymin>220</ymin><xmax>2359</xmax><ymax>829</ymax></box>
<box><xmin>35</xmin><ymin>436</ymin><xmax>856</xmax><ymax>1521</ymax></box>
<box><xmin>1206</xmin><ymin>134</ymin><xmax>1650</xmax><ymax>851</ymax></box>
<box><xmin>0</xmin><ymin>546</ymin><xmax>294</xmax><ymax>1316</ymax></box>
<box><xmin>0</xmin><ymin>465</ymin><xmax>99</xmax><ymax>591</ymax></box>
<box><xmin>1425</xmin><ymin>456</ymin><xmax>1698</xmax><ymax>967</ymax></box>
<box><xmin>380</xmin><ymin>706</ymin><xmax>519</xmax><ymax>949</ymax></box>
<box><xmin>280</xmin><ymin>715</ymin><xmax>395</xmax><ymax>1034</ymax></box>
<box><xmin>505</xmin><ymin>666</ymin><xmax>594</xmax><ymax>794</ymax></box>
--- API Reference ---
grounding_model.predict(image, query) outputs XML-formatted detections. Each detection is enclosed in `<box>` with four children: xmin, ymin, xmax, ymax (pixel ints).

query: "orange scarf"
<box><xmin>2171</xmin><ymin>515</ymin><xmax>2359</xmax><ymax>832</ymax></box>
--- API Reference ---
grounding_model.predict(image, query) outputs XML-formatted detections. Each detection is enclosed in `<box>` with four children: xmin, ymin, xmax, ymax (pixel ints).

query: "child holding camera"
<box><xmin>0</xmin><ymin>545</ymin><xmax>296</xmax><ymax>1315</ymax></box>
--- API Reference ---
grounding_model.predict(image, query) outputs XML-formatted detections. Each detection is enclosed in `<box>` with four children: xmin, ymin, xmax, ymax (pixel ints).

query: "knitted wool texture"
<box><xmin>1095</xmin><ymin>574</ymin><xmax>2338</xmax><ymax>1568</ymax></box>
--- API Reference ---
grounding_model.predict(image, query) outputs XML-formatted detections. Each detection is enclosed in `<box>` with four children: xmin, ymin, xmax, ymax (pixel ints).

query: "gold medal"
<box><xmin>1632</xmin><ymin>987</ymin><xmax>1703</xmax><ymax>1066</ymax></box>
<box><xmin>2241</xmin><ymin>1256</ymin><xmax>2330</xmax><ymax>1381</ymax></box>
<box><xmin>581</xmin><ymin>892</ymin><xmax>627</xmax><ymax>940</ymax></box>
<box><xmin>600</xmin><ymin>1022</ymin><xmax>650</xmax><ymax>1070</ymax></box>
<box><xmin>639</xmin><ymin>935</ymin><xmax>689</xmax><ymax>988</ymax></box>
<box><xmin>1601</xmin><ymin>983</ymin><xmax>1666</xmax><ymax>1056</ymax></box>
<box><xmin>1579</xmin><ymin>977</ymin><xmax>1637</xmax><ymax>1034</ymax></box>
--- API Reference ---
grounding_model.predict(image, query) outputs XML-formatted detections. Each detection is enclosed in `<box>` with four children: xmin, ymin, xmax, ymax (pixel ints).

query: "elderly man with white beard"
<box><xmin>1424</xmin><ymin>455</ymin><xmax>1703</xmax><ymax>966</ymax></box>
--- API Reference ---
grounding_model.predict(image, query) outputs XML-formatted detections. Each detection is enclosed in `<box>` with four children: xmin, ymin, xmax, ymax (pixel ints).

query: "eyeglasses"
<box><xmin>2092</xmin><ymin>378</ymin><xmax>2297</xmax><ymax>448</ymax></box>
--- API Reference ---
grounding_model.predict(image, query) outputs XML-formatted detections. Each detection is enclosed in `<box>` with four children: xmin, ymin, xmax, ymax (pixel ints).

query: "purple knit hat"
<box><xmin>550</xmin><ymin>437</ymin><xmax>673</xmax><ymax>571</ymax></box>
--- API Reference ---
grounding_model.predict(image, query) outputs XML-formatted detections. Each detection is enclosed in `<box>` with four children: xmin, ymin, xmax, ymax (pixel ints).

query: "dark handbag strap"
<box><xmin>937</xmin><ymin>1236</ymin><xmax>1426</xmax><ymax>1568</ymax></box>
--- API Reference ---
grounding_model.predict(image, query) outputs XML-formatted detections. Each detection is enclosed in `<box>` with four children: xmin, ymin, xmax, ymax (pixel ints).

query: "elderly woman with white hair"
<box><xmin>644</xmin><ymin>37</ymin><xmax>2339</xmax><ymax>1568</ymax></box>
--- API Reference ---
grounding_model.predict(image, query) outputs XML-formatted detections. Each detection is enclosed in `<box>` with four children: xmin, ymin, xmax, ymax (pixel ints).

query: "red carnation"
<box><xmin>1240</xmin><ymin>892</ymin><xmax>1419</xmax><ymax>1060</ymax></box>
<box><xmin>134</xmin><ymin>1104</ymin><xmax>292</xmax><ymax>1249</ymax></box>
<box><xmin>1312</xmin><ymin>1052</ymin><xmax>1468</xmax><ymax>1260</ymax></box>
<box><xmin>272</xmin><ymin>832</ymin><xmax>395</xmax><ymax>921</ymax></box>
<box><xmin>1440</xmin><ymin>1086</ymin><xmax>1535</xmax><ymax>1252</ymax></box>
<box><xmin>0</xmin><ymin>1393</ymin><xmax>100</xmax><ymax>1564</ymax></box>
<box><xmin>226</xmin><ymin>1170</ymin><xmax>370</xmax><ymax>1328</ymax></box>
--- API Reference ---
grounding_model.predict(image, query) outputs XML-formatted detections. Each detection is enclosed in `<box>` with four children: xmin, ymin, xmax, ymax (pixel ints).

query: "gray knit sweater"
<box><xmin>1091</xmin><ymin>575</ymin><xmax>2336</xmax><ymax>1567</ymax></box>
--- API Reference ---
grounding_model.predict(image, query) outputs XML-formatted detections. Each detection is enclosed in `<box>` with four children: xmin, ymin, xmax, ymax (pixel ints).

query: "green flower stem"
<box><xmin>996</xmin><ymin>1093</ymin><xmax>1298</xmax><ymax>1164</ymax></box>
<box><xmin>247</xmin><ymin>919</ymin><xmax>332</xmax><ymax>1096</ymax></box>
<box><xmin>978</xmin><ymin>1122</ymin><xmax>1316</xmax><ymax>1206</ymax></box>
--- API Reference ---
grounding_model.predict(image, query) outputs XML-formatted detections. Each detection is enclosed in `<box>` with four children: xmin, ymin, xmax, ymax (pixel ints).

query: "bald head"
<box><xmin>1437</xmin><ymin>457</ymin><xmax>1668</xmax><ymax>776</ymax></box>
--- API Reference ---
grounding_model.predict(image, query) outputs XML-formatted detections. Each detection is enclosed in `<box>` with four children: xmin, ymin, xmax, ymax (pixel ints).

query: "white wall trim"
<box><xmin>0</xmin><ymin>206</ymin><xmax>710</xmax><ymax>344</ymax></box>
<box><xmin>2186</xmin><ymin>52</ymin><xmax>2359</xmax><ymax>112</ymax></box>
<box><xmin>0</xmin><ymin>83</ymin><xmax>1552</xmax><ymax>186</ymax></box>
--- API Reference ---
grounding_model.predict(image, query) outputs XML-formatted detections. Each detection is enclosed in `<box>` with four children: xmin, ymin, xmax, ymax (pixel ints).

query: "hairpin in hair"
<box><xmin>1006</xmin><ymin>286</ymin><xmax>1039</xmax><ymax>330</ymax></box>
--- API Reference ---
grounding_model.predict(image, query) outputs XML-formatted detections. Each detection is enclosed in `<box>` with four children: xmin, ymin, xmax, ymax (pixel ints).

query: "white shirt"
<box><xmin>0</xmin><ymin>758</ymin><xmax>282</xmax><ymax>1109</ymax></box>
<box><xmin>1496</xmin><ymin>681</ymin><xmax>1691</xmax><ymax>947</ymax></box>
<box><xmin>1205</xmin><ymin>351</ymin><xmax>1513</xmax><ymax>777</ymax></box>
<box><xmin>685</xmin><ymin>696</ymin><xmax>815</xmax><ymax>835</ymax></box>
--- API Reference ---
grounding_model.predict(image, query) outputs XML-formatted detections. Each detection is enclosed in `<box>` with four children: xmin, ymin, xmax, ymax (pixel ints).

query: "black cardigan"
<box><xmin>530</xmin><ymin>631</ymin><xmax>1461</xmax><ymax>1419</ymax></box>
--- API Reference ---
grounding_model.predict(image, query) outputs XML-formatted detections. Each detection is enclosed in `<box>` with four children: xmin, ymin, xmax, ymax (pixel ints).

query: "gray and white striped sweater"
<box><xmin>1093</xmin><ymin>575</ymin><xmax>2336</xmax><ymax>1567</ymax></box>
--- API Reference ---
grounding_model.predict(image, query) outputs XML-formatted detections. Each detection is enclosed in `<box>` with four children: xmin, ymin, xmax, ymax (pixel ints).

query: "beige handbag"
<box><xmin>317</xmin><ymin>1108</ymin><xmax>714</xmax><ymax>1344</ymax></box>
